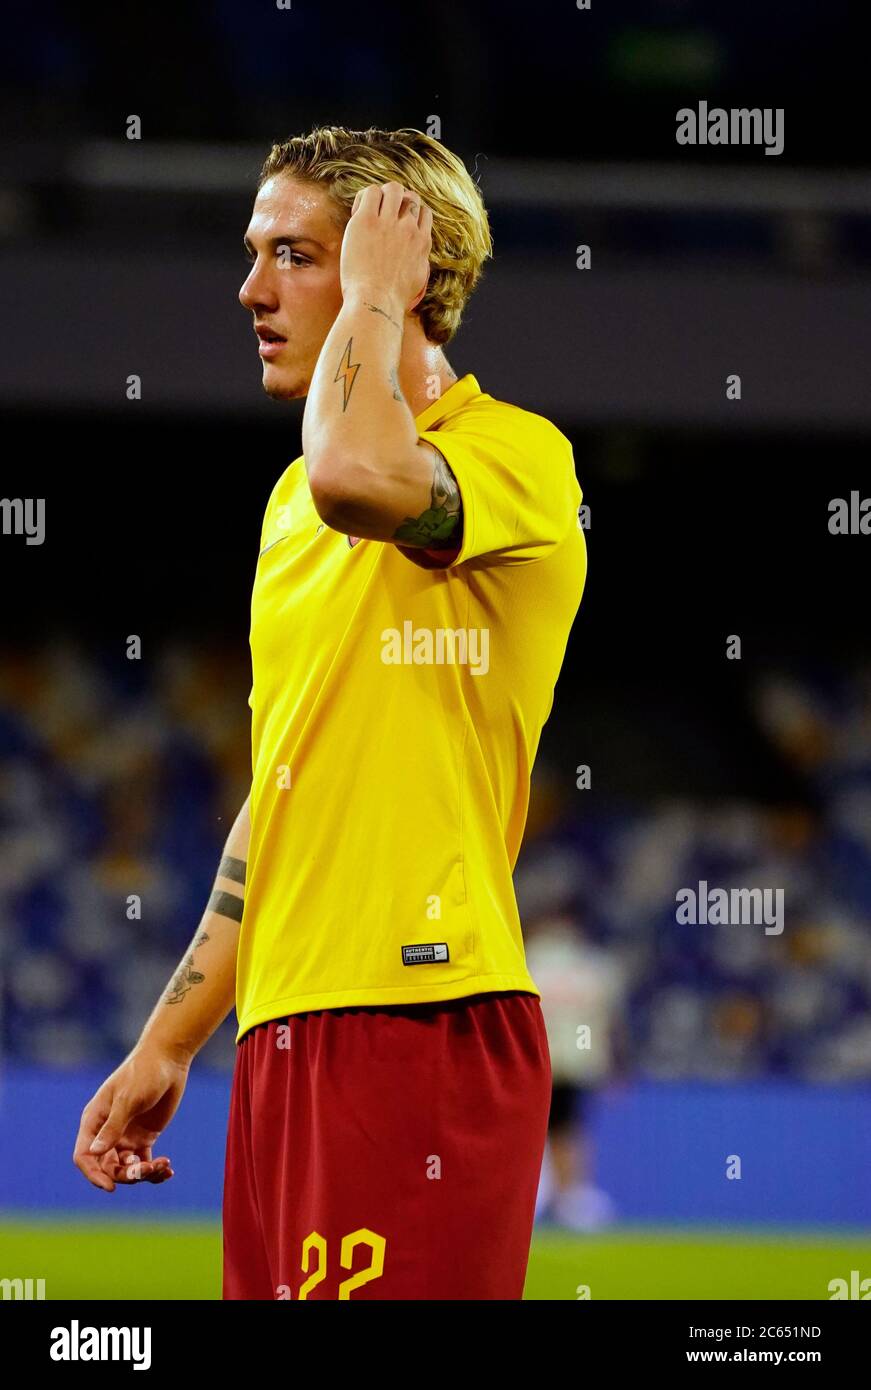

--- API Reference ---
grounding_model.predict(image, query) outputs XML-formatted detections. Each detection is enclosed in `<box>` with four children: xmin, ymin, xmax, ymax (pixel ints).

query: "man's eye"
<box><xmin>242</xmin><ymin>249</ymin><xmax>309</xmax><ymax>267</ymax></box>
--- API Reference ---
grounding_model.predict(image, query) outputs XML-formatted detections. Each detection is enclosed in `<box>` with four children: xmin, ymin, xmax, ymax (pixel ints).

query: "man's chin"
<box><xmin>261</xmin><ymin>364</ymin><xmax>308</xmax><ymax>401</ymax></box>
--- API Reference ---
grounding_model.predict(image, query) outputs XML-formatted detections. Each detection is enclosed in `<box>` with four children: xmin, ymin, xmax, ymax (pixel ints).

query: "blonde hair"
<box><xmin>258</xmin><ymin>125</ymin><xmax>493</xmax><ymax>345</ymax></box>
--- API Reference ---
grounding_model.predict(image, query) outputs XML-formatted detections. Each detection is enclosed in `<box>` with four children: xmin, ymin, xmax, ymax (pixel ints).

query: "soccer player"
<box><xmin>73</xmin><ymin>126</ymin><xmax>587</xmax><ymax>1300</ymax></box>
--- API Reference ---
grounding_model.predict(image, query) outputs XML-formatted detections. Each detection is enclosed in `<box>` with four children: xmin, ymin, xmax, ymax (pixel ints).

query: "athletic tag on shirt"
<box><xmin>401</xmin><ymin>943</ymin><xmax>450</xmax><ymax>965</ymax></box>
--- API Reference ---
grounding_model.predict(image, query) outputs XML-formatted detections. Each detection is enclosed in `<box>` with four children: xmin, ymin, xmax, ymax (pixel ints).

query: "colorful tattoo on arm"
<box><xmin>393</xmin><ymin>446</ymin><xmax>463</xmax><ymax>548</ymax></box>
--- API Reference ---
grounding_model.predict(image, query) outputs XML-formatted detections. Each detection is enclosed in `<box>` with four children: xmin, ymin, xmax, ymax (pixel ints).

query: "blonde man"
<box><xmin>74</xmin><ymin>126</ymin><xmax>587</xmax><ymax>1301</ymax></box>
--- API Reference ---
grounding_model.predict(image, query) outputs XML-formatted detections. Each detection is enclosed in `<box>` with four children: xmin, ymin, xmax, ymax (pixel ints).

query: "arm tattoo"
<box><xmin>389</xmin><ymin>365</ymin><xmax>404</xmax><ymax>402</ymax></box>
<box><xmin>166</xmin><ymin>942</ymin><xmax>207</xmax><ymax>1005</ymax></box>
<box><xmin>218</xmin><ymin>855</ymin><xmax>246</xmax><ymax>885</ymax></box>
<box><xmin>333</xmin><ymin>338</ymin><xmax>361</xmax><ymax>412</ymax></box>
<box><xmin>363</xmin><ymin>300</ymin><xmax>402</xmax><ymax>333</ymax></box>
<box><xmin>206</xmin><ymin>889</ymin><xmax>245</xmax><ymax>924</ymax></box>
<box><xmin>393</xmin><ymin>446</ymin><xmax>463</xmax><ymax>548</ymax></box>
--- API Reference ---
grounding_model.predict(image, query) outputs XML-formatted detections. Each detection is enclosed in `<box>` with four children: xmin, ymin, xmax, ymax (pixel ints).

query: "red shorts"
<box><xmin>222</xmin><ymin>990</ymin><xmax>551</xmax><ymax>1300</ymax></box>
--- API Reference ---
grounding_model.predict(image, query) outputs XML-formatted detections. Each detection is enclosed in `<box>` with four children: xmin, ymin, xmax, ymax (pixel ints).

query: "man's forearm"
<box><xmin>135</xmin><ymin>796</ymin><xmax>250</xmax><ymax>1063</ymax></box>
<box><xmin>302</xmin><ymin>288</ymin><xmax>419</xmax><ymax>495</ymax></box>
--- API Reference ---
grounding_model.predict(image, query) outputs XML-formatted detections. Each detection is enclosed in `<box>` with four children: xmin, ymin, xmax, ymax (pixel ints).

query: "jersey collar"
<box><xmin>414</xmin><ymin>373</ymin><xmax>481</xmax><ymax>431</ymax></box>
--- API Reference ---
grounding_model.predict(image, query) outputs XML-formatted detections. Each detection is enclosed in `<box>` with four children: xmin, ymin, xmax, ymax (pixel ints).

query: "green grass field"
<box><xmin>2</xmin><ymin>1219</ymin><xmax>869</xmax><ymax>1299</ymax></box>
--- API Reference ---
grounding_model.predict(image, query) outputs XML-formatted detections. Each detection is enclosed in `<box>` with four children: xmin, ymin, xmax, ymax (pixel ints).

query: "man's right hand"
<box><xmin>73</xmin><ymin>1047</ymin><xmax>190</xmax><ymax>1193</ymax></box>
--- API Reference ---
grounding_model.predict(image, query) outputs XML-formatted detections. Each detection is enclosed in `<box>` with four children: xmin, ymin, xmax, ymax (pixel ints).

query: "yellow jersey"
<box><xmin>236</xmin><ymin>373</ymin><xmax>586</xmax><ymax>1040</ymax></box>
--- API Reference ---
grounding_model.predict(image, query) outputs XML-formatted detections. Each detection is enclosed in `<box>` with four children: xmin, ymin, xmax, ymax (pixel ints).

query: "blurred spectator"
<box><xmin>525</xmin><ymin>913</ymin><xmax>628</xmax><ymax>1231</ymax></box>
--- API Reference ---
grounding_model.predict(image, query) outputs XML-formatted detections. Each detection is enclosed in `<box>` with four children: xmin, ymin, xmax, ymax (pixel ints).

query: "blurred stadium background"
<box><xmin>1</xmin><ymin>1</ymin><xmax>869</xmax><ymax>1299</ymax></box>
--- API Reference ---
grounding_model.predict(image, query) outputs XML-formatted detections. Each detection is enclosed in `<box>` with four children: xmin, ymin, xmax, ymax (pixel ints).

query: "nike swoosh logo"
<box><xmin>259</xmin><ymin>535</ymin><xmax>289</xmax><ymax>557</ymax></box>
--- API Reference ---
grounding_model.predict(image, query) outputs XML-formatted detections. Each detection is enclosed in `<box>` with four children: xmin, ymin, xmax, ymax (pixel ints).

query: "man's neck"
<box><xmin>399</xmin><ymin>344</ymin><xmax>460</xmax><ymax>419</ymax></box>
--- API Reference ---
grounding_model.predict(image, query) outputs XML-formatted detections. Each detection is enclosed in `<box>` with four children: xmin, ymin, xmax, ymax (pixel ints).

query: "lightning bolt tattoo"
<box><xmin>334</xmin><ymin>338</ymin><xmax>361</xmax><ymax>412</ymax></box>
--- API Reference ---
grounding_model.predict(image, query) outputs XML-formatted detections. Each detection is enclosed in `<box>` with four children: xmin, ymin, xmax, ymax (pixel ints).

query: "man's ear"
<box><xmin>410</xmin><ymin>275</ymin><xmax>430</xmax><ymax>313</ymax></box>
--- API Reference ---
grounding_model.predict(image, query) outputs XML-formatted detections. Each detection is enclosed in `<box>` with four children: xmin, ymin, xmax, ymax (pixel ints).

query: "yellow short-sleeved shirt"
<box><xmin>236</xmin><ymin>373</ymin><xmax>586</xmax><ymax>1040</ymax></box>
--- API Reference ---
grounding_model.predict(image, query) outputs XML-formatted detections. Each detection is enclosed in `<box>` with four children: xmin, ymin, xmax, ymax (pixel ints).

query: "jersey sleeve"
<box><xmin>403</xmin><ymin>407</ymin><xmax>581</xmax><ymax>568</ymax></box>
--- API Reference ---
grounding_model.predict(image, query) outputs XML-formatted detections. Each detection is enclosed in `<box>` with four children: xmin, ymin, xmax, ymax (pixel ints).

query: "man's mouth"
<box><xmin>256</xmin><ymin>326</ymin><xmax>288</xmax><ymax>359</ymax></box>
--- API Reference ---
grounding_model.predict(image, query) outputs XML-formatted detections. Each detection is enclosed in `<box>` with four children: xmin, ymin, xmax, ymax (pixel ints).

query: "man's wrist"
<box><xmin>342</xmin><ymin>284</ymin><xmax>406</xmax><ymax>327</ymax></box>
<box><xmin>134</xmin><ymin>1032</ymin><xmax>195</xmax><ymax>1070</ymax></box>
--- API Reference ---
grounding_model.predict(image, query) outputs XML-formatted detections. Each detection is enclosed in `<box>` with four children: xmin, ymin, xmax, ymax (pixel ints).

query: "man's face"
<box><xmin>239</xmin><ymin>174</ymin><xmax>347</xmax><ymax>400</ymax></box>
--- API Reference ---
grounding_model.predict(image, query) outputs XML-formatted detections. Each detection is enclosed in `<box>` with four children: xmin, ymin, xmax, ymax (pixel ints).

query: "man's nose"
<box><xmin>239</xmin><ymin>265</ymin><xmax>279</xmax><ymax>312</ymax></box>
